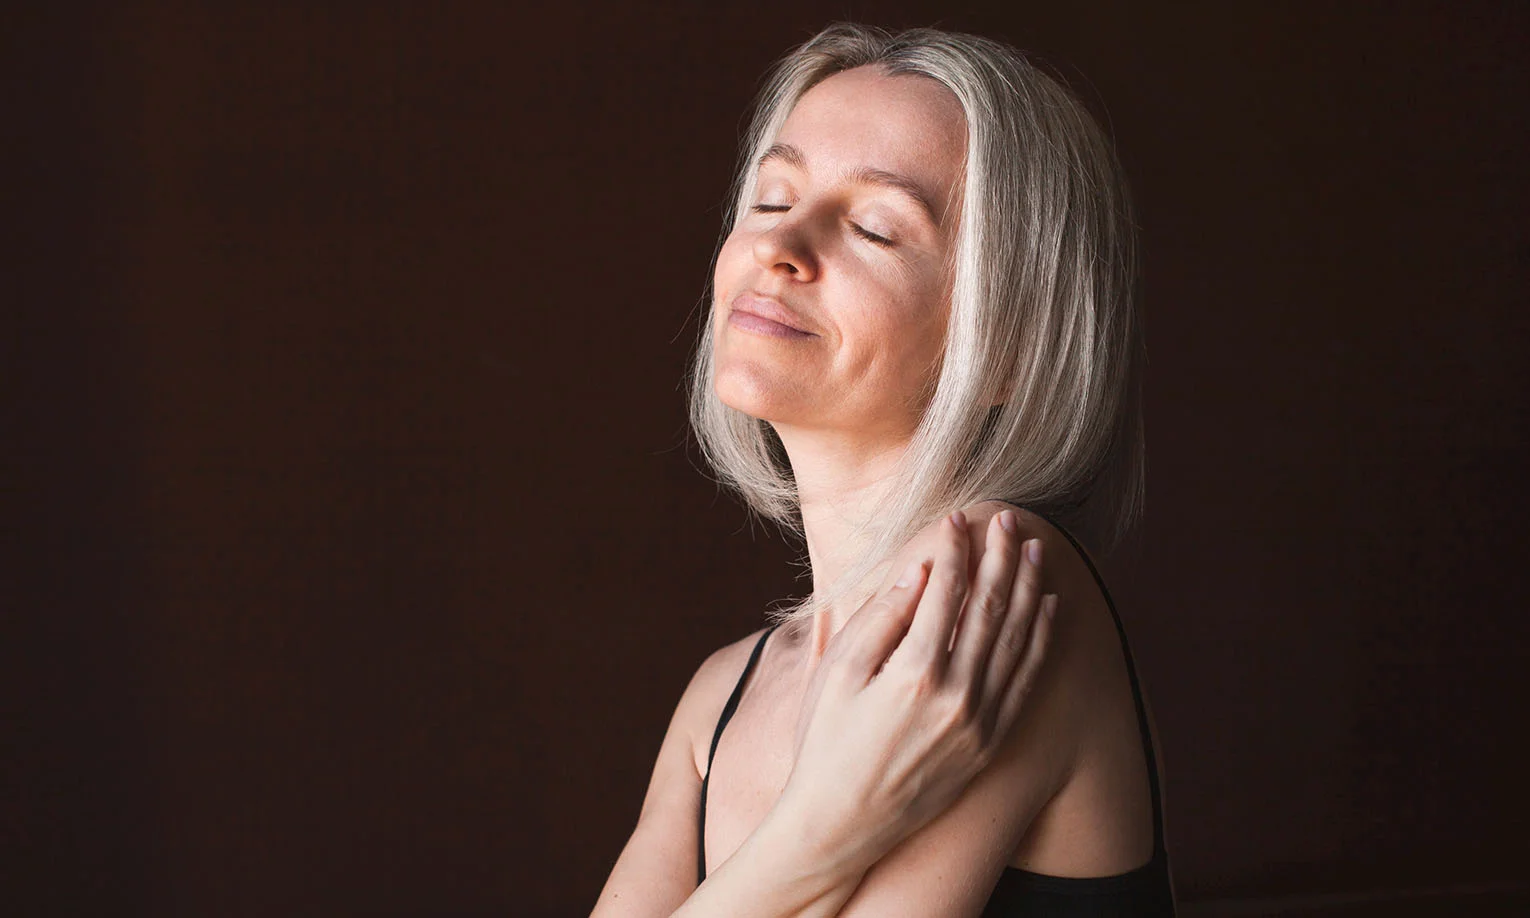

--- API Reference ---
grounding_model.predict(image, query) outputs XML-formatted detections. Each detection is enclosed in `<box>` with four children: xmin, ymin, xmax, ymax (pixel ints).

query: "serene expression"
<box><xmin>711</xmin><ymin>65</ymin><xmax>968</xmax><ymax>445</ymax></box>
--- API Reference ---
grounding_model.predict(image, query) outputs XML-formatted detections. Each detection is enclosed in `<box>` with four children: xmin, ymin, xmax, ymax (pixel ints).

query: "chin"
<box><xmin>713</xmin><ymin>364</ymin><xmax>805</xmax><ymax>424</ymax></box>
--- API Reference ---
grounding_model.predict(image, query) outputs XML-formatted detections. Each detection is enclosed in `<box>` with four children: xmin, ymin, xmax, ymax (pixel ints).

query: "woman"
<box><xmin>592</xmin><ymin>23</ymin><xmax>1174</xmax><ymax>916</ymax></box>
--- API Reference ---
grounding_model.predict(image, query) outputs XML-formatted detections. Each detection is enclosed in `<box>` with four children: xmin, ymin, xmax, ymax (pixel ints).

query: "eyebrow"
<box><xmin>756</xmin><ymin>142</ymin><xmax>944</xmax><ymax>226</ymax></box>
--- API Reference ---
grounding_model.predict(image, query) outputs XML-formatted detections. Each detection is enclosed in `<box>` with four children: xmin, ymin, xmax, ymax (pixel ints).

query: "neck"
<box><xmin>772</xmin><ymin>422</ymin><xmax>910</xmax><ymax>660</ymax></box>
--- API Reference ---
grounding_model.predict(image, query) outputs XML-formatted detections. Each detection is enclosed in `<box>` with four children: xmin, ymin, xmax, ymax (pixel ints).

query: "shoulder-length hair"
<box><xmin>687</xmin><ymin>23</ymin><xmax>1144</xmax><ymax>623</ymax></box>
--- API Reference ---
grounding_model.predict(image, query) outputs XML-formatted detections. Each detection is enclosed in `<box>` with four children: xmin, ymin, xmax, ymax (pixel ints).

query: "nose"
<box><xmin>751</xmin><ymin>213</ymin><xmax>819</xmax><ymax>282</ymax></box>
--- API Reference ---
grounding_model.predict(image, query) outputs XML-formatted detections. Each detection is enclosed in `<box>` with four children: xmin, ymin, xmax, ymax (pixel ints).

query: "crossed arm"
<box><xmin>590</xmin><ymin>503</ymin><xmax>1094</xmax><ymax>918</ymax></box>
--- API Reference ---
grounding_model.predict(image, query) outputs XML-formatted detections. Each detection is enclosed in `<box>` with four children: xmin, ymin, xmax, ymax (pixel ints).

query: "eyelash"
<box><xmin>750</xmin><ymin>203</ymin><xmax>894</xmax><ymax>248</ymax></box>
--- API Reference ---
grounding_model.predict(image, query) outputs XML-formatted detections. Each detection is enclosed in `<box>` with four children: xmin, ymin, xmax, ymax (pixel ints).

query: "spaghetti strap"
<box><xmin>1021</xmin><ymin>507</ymin><xmax>1167</xmax><ymax>856</ymax></box>
<box><xmin>697</xmin><ymin>625</ymin><xmax>777</xmax><ymax>884</ymax></box>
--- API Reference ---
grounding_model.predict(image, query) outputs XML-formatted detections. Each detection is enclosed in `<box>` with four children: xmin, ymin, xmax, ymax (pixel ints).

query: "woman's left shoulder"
<box><xmin>963</xmin><ymin>499</ymin><xmax>1132</xmax><ymax>712</ymax></box>
<box><xmin>961</xmin><ymin>501</ymin><xmax>1100</xmax><ymax>599</ymax></box>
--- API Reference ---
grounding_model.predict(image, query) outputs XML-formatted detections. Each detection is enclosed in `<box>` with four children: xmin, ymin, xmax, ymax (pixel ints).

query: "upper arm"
<box><xmin>590</xmin><ymin>634</ymin><xmax>759</xmax><ymax>918</ymax></box>
<box><xmin>835</xmin><ymin>507</ymin><xmax>1100</xmax><ymax>916</ymax></box>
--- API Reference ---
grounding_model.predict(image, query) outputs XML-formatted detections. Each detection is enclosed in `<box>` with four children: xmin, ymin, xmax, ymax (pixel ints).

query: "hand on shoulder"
<box><xmin>770</xmin><ymin>508</ymin><xmax>1061</xmax><ymax>876</ymax></box>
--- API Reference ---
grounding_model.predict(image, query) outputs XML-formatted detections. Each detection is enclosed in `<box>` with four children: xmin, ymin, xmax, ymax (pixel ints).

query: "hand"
<box><xmin>775</xmin><ymin>507</ymin><xmax>1058</xmax><ymax>876</ymax></box>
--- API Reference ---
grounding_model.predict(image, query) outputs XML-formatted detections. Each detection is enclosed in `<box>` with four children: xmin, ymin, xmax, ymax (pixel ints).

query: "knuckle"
<box><xmin>975</xmin><ymin>592</ymin><xmax>1008</xmax><ymax>625</ymax></box>
<box><xmin>962</xmin><ymin>688</ymin><xmax>984</xmax><ymax>726</ymax></box>
<box><xmin>978</xmin><ymin>707</ymin><xmax>1001</xmax><ymax>745</ymax></box>
<box><xmin>968</xmin><ymin>715</ymin><xmax>994</xmax><ymax>750</ymax></box>
<box><xmin>998</xmin><ymin>626</ymin><xmax>1026</xmax><ymax>659</ymax></box>
<box><xmin>934</xmin><ymin>694</ymin><xmax>970</xmax><ymax>736</ymax></box>
<box><xmin>956</xmin><ymin>719</ymin><xmax>987</xmax><ymax>763</ymax></box>
<box><xmin>948</xmin><ymin>687</ymin><xmax>982</xmax><ymax>727</ymax></box>
<box><xmin>907</xmin><ymin>669</ymin><xmax>940</xmax><ymax>701</ymax></box>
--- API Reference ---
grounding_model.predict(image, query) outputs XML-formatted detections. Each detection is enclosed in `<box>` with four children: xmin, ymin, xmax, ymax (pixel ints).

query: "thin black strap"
<box><xmin>697</xmin><ymin>625</ymin><xmax>777</xmax><ymax>884</ymax></box>
<box><xmin>1023</xmin><ymin>507</ymin><xmax>1167</xmax><ymax>856</ymax></box>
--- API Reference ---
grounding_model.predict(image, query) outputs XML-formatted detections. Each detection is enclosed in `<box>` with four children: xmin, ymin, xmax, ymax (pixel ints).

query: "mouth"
<box><xmin>729</xmin><ymin>293</ymin><xmax>817</xmax><ymax>339</ymax></box>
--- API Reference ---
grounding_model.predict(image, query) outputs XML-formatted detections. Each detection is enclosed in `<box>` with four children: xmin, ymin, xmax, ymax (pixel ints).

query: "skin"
<box><xmin>710</xmin><ymin>66</ymin><xmax>964</xmax><ymax>635</ymax></box>
<box><xmin>591</xmin><ymin>66</ymin><xmax>1159</xmax><ymax>917</ymax></box>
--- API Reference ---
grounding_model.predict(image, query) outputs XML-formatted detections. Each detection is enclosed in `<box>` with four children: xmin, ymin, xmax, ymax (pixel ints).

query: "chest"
<box><xmin>699</xmin><ymin>665</ymin><xmax>803</xmax><ymax>874</ymax></box>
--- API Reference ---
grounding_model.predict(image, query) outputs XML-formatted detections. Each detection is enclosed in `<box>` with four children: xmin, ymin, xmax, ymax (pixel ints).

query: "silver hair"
<box><xmin>687</xmin><ymin>23</ymin><xmax>1144</xmax><ymax>623</ymax></box>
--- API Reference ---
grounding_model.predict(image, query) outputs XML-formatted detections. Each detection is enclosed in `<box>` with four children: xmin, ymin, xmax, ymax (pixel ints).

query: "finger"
<box><xmin>900</xmin><ymin>511</ymin><xmax>971</xmax><ymax>674</ymax></box>
<box><xmin>980</xmin><ymin>537</ymin><xmax>1046</xmax><ymax>709</ymax></box>
<box><xmin>836</xmin><ymin>559</ymin><xmax>929</xmax><ymax>685</ymax></box>
<box><xmin>948</xmin><ymin>510</ymin><xmax>1022</xmax><ymax>694</ymax></box>
<box><xmin>993</xmin><ymin>593</ymin><xmax>1058</xmax><ymax>736</ymax></box>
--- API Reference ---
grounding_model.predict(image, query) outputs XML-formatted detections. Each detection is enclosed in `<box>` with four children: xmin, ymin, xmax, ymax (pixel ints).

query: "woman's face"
<box><xmin>711</xmin><ymin>65</ymin><xmax>966</xmax><ymax>445</ymax></box>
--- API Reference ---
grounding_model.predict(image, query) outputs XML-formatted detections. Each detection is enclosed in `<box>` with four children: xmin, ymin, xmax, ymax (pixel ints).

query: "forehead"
<box><xmin>773</xmin><ymin>66</ymin><xmax>967</xmax><ymax>212</ymax></box>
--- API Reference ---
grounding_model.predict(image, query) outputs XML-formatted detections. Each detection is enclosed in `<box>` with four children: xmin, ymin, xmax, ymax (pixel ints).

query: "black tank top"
<box><xmin>697</xmin><ymin>511</ymin><xmax>1177</xmax><ymax>916</ymax></box>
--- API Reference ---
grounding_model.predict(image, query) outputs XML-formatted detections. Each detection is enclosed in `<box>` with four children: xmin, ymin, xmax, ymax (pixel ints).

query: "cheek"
<box><xmin>831</xmin><ymin>297</ymin><xmax>939</xmax><ymax>412</ymax></box>
<box><xmin>709</xmin><ymin>237</ymin><xmax>739</xmax><ymax>335</ymax></box>
<box><xmin>713</xmin><ymin>230</ymin><xmax>751</xmax><ymax>298</ymax></box>
<box><xmin>904</xmin><ymin>266</ymin><xmax>952</xmax><ymax>353</ymax></box>
<box><xmin>866</xmin><ymin>279</ymin><xmax>949</xmax><ymax>399</ymax></box>
<box><xmin>874</xmin><ymin>273</ymin><xmax>948</xmax><ymax>354</ymax></box>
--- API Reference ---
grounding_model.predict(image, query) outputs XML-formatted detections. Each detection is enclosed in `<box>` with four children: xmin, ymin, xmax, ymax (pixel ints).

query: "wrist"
<box><xmin>762</xmin><ymin>787</ymin><xmax>880</xmax><ymax>885</ymax></box>
<box><xmin>676</xmin><ymin>804</ymin><xmax>866</xmax><ymax>918</ymax></box>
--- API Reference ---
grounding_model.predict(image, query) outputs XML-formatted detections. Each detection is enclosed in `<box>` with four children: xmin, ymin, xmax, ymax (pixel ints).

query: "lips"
<box><xmin>730</xmin><ymin>293</ymin><xmax>816</xmax><ymax>336</ymax></box>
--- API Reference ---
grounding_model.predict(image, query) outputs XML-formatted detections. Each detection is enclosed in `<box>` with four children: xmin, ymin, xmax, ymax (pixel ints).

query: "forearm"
<box><xmin>669</xmin><ymin>804</ymin><xmax>869</xmax><ymax>918</ymax></box>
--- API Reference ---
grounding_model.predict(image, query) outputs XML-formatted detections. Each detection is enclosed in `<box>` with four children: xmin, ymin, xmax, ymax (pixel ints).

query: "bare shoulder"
<box><xmin>932</xmin><ymin>499</ymin><xmax>1144</xmax><ymax>834</ymax></box>
<box><xmin>832</xmin><ymin>504</ymin><xmax>1134</xmax><ymax>912</ymax></box>
<box><xmin>966</xmin><ymin>500</ymin><xmax>1158</xmax><ymax>875</ymax></box>
<box><xmin>902</xmin><ymin>500</ymin><xmax>1124</xmax><ymax>711</ymax></box>
<box><xmin>677</xmin><ymin>627</ymin><xmax>777</xmax><ymax>779</ymax></box>
<box><xmin>969</xmin><ymin>499</ymin><xmax>1129</xmax><ymax>709</ymax></box>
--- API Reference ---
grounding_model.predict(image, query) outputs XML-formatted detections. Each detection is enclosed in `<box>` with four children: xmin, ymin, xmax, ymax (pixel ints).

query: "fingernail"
<box><xmin>1026</xmin><ymin>539</ymin><xmax>1043</xmax><ymax>565</ymax></box>
<box><xmin>998</xmin><ymin>510</ymin><xmax>1018</xmax><ymax>533</ymax></box>
<box><xmin>949</xmin><ymin>510</ymin><xmax>967</xmax><ymax>530</ymax></box>
<box><xmin>895</xmin><ymin>559</ymin><xmax>926</xmax><ymax>588</ymax></box>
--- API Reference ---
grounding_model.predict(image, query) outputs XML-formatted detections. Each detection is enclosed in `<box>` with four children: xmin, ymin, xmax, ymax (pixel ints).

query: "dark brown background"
<box><xmin>5</xmin><ymin>2</ymin><xmax>1527</xmax><ymax>916</ymax></box>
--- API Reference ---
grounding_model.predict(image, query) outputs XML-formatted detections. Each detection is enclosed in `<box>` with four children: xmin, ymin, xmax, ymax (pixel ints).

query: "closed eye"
<box><xmin>850</xmin><ymin>223</ymin><xmax>894</xmax><ymax>247</ymax></box>
<box><xmin>751</xmin><ymin>204</ymin><xmax>895</xmax><ymax>248</ymax></box>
